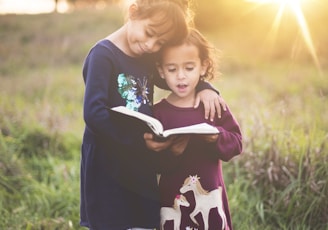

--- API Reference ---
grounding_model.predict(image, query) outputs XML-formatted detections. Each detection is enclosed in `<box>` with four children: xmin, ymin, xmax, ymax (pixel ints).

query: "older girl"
<box><xmin>81</xmin><ymin>0</ymin><xmax>225</xmax><ymax>229</ymax></box>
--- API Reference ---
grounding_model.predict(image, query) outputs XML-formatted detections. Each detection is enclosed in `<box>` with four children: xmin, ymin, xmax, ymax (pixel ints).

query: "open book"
<box><xmin>108</xmin><ymin>106</ymin><xmax>219</xmax><ymax>139</ymax></box>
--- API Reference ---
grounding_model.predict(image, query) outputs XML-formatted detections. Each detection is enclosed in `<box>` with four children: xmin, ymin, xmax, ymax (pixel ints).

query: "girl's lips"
<box><xmin>177</xmin><ymin>84</ymin><xmax>188</xmax><ymax>92</ymax></box>
<box><xmin>139</xmin><ymin>43</ymin><xmax>150</xmax><ymax>54</ymax></box>
<box><xmin>136</xmin><ymin>43</ymin><xmax>146</xmax><ymax>55</ymax></box>
<box><xmin>177</xmin><ymin>83</ymin><xmax>187</xmax><ymax>88</ymax></box>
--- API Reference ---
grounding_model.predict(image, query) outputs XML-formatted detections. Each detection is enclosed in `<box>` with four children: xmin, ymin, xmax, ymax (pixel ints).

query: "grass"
<box><xmin>1</xmin><ymin>4</ymin><xmax>328</xmax><ymax>230</ymax></box>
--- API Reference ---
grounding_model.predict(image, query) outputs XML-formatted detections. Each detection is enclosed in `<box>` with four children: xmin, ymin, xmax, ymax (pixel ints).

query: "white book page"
<box><xmin>162</xmin><ymin>123</ymin><xmax>219</xmax><ymax>138</ymax></box>
<box><xmin>111</xmin><ymin>106</ymin><xmax>164</xmax><ymax>135</ymax></box>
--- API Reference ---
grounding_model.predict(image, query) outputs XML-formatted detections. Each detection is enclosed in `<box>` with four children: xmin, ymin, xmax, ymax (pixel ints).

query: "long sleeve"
<box><xmin>83</xmin><ymin>40</ymin><xmax>154</xmax><ymax>148</ymax></box>
<box><xmin>214</xmin><ymin>106</ymin><xmax>243</xmax><ymax>162</ymax></box>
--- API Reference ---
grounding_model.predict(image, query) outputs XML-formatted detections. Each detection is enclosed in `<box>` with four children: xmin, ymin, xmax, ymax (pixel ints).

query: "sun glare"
<box><xmin>0</xmin><ymin>0</ymin><xmax>69</xmax><ymax>14</ymax></box>
<box><xmin>246</xmin><ymin>0</ymin><xmax>320</xmax><ymax>71</ymax></box>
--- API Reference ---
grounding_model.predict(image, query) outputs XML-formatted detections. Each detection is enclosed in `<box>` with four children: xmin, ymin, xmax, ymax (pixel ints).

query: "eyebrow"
<box><xmin>164</xmin><ymin>61</ymin><xmax>196</xmax><ymax>67</ymax></box>
<box><xmin>164</xmin><ymin>63</ymin><xmax>176</xmax><ymax>67</ymax></box>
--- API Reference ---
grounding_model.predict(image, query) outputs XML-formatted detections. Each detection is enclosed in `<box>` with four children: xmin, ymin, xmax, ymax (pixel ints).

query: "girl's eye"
<box><xmin>167</xmin><ymin>68</ymin><xmax>176</xmax><ymax>73</ymax></box>
<box><xmin>186</xmin><ymin>66</ymin><xmax>194</xmax><ymax>71</ymax></box>
<box><xmin>146</xmin><ymin>30</ymin><xmax>153</xmax><ymax>37</ymax></box>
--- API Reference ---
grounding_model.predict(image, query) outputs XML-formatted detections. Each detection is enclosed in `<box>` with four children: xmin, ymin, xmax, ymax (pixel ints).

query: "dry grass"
<box><xmin>0</xmin><ymin>3</ymin><xmax>327</xmax><ymax>229</ymax></box>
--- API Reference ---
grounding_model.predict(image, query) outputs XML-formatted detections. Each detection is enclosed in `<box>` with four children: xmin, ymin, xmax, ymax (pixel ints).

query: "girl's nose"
<box><xmin>145</xmin><ymin>40</ymin><xmax>156</xmax><ymax>52</ymax></box>
<box><xmin>145</xmin><ymin>38</ymin><xmax>161</xmax><ymax>53</ymax></box>
<box><xmin>177</xmin><ymin>69</ymin><xmax>185</xmax><ymax>79</ymax></box>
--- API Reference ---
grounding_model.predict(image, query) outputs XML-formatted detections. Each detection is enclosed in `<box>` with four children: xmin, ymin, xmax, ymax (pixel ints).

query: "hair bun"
<box><xmin>169</xmin><ymin>0</ymin><xmax>194</xmax><ymax>25</ymax></box>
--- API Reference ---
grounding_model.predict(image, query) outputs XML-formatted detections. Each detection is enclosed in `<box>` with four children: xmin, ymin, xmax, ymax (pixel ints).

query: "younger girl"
<box><xmin>155</xmin><ymin>28</ymin><xmax>243</xmax><ymax>230</ymax></box>
<box><xmin>81</xmin><ymin>0</ymin><xmax>225</xmax><ymax>229</ymax></box>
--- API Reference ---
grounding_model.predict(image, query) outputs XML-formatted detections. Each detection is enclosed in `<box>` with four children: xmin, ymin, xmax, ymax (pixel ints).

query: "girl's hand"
<box><xmin>170</xmin><ymin>135</ymin><xmax>190</xmax><ymax>156</ymax></box>
<box><xmin>194</xmin><ymin>89</ymin><xmax>227</xmax><ymax>121</ymax></box>
<box><xmin>198</xmin><ymin>134</ymin><xmax>219</xmax><ymax>143</ymax></box>
<box><xmin>144</xmin><ymin>133</ymin><xmax>173</xmax><ymax>152</ymax></box>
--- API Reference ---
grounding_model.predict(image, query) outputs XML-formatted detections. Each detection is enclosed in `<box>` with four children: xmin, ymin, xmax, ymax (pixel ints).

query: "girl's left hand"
<box><xmin>170</xmin><ymin>135</ymin><xmax>190</xmax><ymax>156</ymax></box>
<box><xmin>194</xmin><ymin>89</ymin><xmax>227</xmax><ymax>121</ymax></box>
<box><xmin>198</xmin><ymin>134</ymin><xmax>219</xmax><ymax>143</ymax></box>
<box><xmin>144</xmin><ymin>133</ymin><xmax>173</xmax><ymax>152</ymax></box>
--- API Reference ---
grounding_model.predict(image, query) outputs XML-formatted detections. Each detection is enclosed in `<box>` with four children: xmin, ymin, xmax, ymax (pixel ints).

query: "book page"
<box><xmin>110</xmin><ymin>106</ymin><xmax>164</xmax><ymax>135</ymax></box>
<box><xmin>162</xmin><ymin>123</ymin><xmax>219</xmax><ymax>138</ymax></box>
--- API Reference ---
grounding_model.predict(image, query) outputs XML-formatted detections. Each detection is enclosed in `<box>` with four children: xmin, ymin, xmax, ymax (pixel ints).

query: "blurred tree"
<box><xmin>66</xmin><ymin>0</ymin><xmax>119</xmax><ymax>8</ymax></box>
<box><xmin>194</xmin><ymin>1</ymin><xmax>242</xmax><ymax>30</ymax></box>
<box><xmin>54</xmin><ymin>0</ymin><xmax>58</xmax><ymax>12</ymax></box>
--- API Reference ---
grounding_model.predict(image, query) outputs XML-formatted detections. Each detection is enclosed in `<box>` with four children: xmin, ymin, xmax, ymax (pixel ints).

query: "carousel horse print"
<box><xmin>180</xmin><ymin>175</ymin><xmax>228</xmax><ymax>230</ymax></box>
<box><xmin>160</xmin><ymin>194</ymin><xmax>190</xmax><ymax>230</ymax></box>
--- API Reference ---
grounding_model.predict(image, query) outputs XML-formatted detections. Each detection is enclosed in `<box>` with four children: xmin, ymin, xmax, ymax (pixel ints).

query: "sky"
<box><xmin>0</xmin><ymin>0</ymin><xmax>69</xmax><ymax>14</ymax></box>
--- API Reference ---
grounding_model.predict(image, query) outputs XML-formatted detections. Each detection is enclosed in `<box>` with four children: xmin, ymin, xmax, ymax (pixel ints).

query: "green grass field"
<box><xmin>0</xmin><ymin>4</ymin><xmax>327</xmax><ymax>230</ymax></box>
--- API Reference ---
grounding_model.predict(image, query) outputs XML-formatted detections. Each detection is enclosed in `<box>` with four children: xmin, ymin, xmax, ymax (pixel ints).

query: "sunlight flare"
<box><xmin>246</xmin><ymin>0</ymin><xmax>321</xmax><ymax>71</ymax></box>
<box><xmin>0</xmin><ymin>0</ymin><xmax>69</xmax><ymax>14</ymax></box>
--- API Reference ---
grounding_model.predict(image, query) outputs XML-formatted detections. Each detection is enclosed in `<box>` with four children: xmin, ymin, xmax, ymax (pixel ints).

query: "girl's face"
<box><xmin>125</xmin><ymin>17</ymin><xmax>174</xmax><ymax>57</ymax></box>
<box><xmin>158</xmin><ymin>43</ymin><xmax>208</xmax><ymax>100</ymax></box>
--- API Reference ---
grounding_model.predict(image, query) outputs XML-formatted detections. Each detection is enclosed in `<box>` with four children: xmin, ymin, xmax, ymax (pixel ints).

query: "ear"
<box><xmin>156</xmin><ymin>63</ymin><xmax>165</xmax><ymax>79</ymax></box>
<box><xmin>128</xmin><ymin>3</ymin><xmax>138</xmax><ymax>19</ymax></box>
<box><xmin>200</xmin><ymin>59</ymin><xmax>210</xmax><ymax>76</ymax></box>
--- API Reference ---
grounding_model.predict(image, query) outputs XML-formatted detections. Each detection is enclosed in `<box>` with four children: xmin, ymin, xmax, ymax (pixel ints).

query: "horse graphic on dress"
<box><xmin>180</xmin><ymin>175</ymin><xmax>228</xmax><ymax>230</ymax></box>
<box><xmin>160</xmin><ymin>194</ymin><xmax>190</xmax><ymax>230</ymax></box>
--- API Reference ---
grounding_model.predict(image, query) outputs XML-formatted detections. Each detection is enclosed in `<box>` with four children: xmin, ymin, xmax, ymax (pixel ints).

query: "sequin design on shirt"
<box><xmin>117</xmin><ymin>73</ymin><xmax>150</xmax><ymax>111</ymax></box>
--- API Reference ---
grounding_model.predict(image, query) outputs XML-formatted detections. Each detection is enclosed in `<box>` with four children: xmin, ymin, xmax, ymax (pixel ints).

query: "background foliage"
<box><xmin>0</xmin><ymin>1</ymin><xmax>327</xmax><ymax>229</ymax></box>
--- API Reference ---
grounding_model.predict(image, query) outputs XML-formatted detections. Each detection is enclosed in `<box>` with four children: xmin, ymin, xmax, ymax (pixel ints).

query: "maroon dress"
<box><xmin>154</xmin><ymin>99</ymin><xmax>243</xmax><ymax>230</ymax></box>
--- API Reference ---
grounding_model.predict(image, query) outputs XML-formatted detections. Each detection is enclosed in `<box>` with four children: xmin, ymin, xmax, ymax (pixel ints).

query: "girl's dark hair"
<box><xmin>129</xmin><ymin>0</ymin><xmax>194</xmax><ymax>45</ymax></box>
